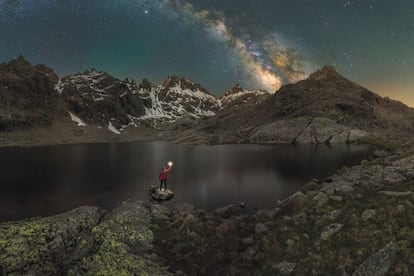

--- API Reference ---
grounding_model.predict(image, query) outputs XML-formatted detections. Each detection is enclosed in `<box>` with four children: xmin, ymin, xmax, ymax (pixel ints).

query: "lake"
<box><xmin>0</xmin><ymin>142</ymin><xmax>374</xmax><ymax>222</ymax></box>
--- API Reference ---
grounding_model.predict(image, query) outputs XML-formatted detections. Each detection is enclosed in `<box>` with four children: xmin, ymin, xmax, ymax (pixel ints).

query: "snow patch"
<box><xmin>93</xmin><ymin>97</ymin><xmax>105</xmax><ymax>102</ymax></box>
<box><xmin>69</xmin><ymin>112</ymin><xmax>86</xmax><ymax>127</ymax></box>
<box><xmin>220</xmin><ymin>89</ymin><xmax>270</xmax><ymax>107</ymax></box>
<box><xmin>108</xmin><ymin>121</ymin><xmax>121</xmax><ymax>134</ymax></box>
<box><xmin>55</xmin><ymin>79</ymin><xmax>63</xmax><ymax>94</ymax></box>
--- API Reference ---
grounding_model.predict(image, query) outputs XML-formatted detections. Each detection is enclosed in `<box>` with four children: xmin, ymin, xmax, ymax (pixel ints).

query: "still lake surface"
<box><xmin>0</xmin><ymin>142</ymin><xmax>374</xmax><ymax>222</ymax></box>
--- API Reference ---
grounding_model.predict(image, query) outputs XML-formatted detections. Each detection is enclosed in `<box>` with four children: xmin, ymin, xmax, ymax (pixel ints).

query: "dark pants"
<box><xmin>160</xmin><ymin>179</ymin><xmax>167</xmax><ymax>190</ymax></box>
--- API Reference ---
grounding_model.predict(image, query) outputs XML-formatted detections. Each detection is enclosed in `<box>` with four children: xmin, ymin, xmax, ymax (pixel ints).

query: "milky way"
<box><xmin>0</xmin><ymin>0</ymin><xmax>413</xmax><ymax>104</ymax></box>
<box><xmin>152</xmin><ymin>0</ymin><xmax>310</xmax><ymax>91</ymax></box>
<box><xmin>127</xmin><ymin>0</ymin><xmax>310</xmax><ymax>91</ymax></box>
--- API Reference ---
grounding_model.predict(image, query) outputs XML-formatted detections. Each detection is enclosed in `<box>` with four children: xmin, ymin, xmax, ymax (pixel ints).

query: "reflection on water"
<box><xmin>0</xmin><ymin>142</ymin><xmax>374</xmax><ymax>222</ymax></box>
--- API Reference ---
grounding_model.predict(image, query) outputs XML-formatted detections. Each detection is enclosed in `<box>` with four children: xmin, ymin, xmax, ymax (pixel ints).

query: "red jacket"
<box><xmin>159</xmin><ymin>167</ymin><xmax>171</xmax><ymax>180</ymax></box>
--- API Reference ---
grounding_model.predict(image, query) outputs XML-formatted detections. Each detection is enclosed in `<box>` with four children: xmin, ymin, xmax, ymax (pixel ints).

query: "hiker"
<box><xmin>159</xmin><ymin>162</ymin><xmax>173</xmax><ymax>191</ymax></box>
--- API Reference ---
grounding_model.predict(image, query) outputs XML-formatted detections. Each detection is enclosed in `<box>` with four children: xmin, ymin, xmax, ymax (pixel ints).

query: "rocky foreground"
<box><xmin>2</xmin><ymin>140</ymin><xmax>414</xmax><ymax>275</ymax></box>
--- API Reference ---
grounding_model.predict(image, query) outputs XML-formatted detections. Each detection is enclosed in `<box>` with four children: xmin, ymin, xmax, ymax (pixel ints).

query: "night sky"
<box><xmin>1</xmin><ymin>0</ymin><xmax>413</xmax><ymax>105</ymax></box>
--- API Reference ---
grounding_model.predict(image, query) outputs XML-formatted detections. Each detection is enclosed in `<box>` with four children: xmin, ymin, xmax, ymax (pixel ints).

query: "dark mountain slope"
<box><xmin>176</xmin><ymin>66</ymin><xmax>414</xmax><ymax>144</ymax></box>
<box><xmin>0</xmin><ymin>56</ymin><xmax>66</xmax><ymax>131</ymax></box>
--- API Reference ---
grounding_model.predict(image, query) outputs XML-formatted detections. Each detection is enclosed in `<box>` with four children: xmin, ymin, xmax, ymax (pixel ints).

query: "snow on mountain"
<box><xmin>220</xmin><ymin>83</ymin><xmax>271</xmax><ymax>109</ymax></box>
<box><xmin>57</xmin><ymin>70</ymin><xmax>147</xmax><ymax>133</ymax></box>
<box><xmin>136</xmin><ymin>76</ymin><xmax>220</xmax><ymax>121</ymax></box>
<box><xmin>69</xmin><ymin>112</ymin><xmax>86</xmax><ymax>127</ymax></box>
<box><xmin>108</xmin><ymin>121</ymin><xmax>121</xmax><ymax>134</ymax></box>
<box><xmin>57</xmin><ymin>70</ymin><xmax>121</xmax><ymax>102</ymax></box>
<box><xmin>57</xmin><ymin>71</ymin><xmax>223</xmax><ymax>133</ymax></box>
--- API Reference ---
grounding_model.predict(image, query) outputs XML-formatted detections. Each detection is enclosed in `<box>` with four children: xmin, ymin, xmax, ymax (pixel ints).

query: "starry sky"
<box><xmin>0</xmin><ymin>0</ymin><xmax>413</xmax><ymax>105</ymax></box>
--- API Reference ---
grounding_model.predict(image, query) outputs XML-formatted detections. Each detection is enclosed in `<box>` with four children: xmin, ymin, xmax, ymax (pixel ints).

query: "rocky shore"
<box><xmin>2</xmin><ymin>138</ymin><xmax>414</xmax><ymax>275</ymax></box>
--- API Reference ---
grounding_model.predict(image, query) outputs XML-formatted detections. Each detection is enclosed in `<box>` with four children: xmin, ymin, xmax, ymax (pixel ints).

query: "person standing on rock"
<box><xmin>159</xmin><ymin>162</ymin><xmax>173</xmax><ymax>191</ymax></box>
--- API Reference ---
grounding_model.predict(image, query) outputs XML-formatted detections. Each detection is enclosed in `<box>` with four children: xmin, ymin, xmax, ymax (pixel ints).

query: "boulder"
<box><xmin>214</xmin><ymin>204</ymin><xmax>234</xmax><ymax>219</ymax></box>
<box><xmin>321</xmin><ymin>181</ymin><xmax>354</xmax><ymax>195</ymax></box>
<box><xmin>373</xmin><ymin>150</ymin><xmax>389</xmax><ymax>158</ymax></box>
<box><xmin>329</xmin><ymin>130</ymin><xmax>350</xmax><ymax>144</ymax></box>
<box><xmin>277</xmin><ymin>191</ymin><xmax>309</xmax><ymax>213</ymax></box>
<box><xmin>378</xmin><ymin>190</ymin><xmax>413</xmax><ymax>197</ymax></box>
<box><xmin>397</xmin><ymin>205</ymin><xmax>406</xmax><ymax>213</ymax></box>
<box><xmin>295</xmin><ymin>124</ymin><xmax>317</xmax><ymax>144</ymax></box>
<box><xmin>328</xmin><ymin>209</ymin><xmax>342</xmax><ymax>220</ymax></box>
<box><xmin>348</xmin><ymin>129</ymin><xmax>368</xmax><ymax>142</ymax></box>
<box><xmin>149</xmin><ymin>204</ymin><xmax>171</xmax><ymax>220</ymax></box>
<box><xmin>320</xmin><ymin>223</ymin><xmax>343</xmax><ymax>240</ymax></box>
<box><xmin>361</xmin><ymin>209</ymin><xmax>377</xmax><ymax>221</ymax></box>
<box><xmin>313</xmin><ymin>192</ymin><xmax>329</xmax><ymax>207</ymax></box>
<box><xmin>249</xmin><ymin>117</ymin><xmax>368</xmax><ymax>144</ymax></box>
<box><xmin>329</xmin><ymin>195</ymin><xmax>344</xmax><ymax>202</ymax></box>
<box><xmin>353</xmin><ymin>244</ymin><xmax>397</xmax><ymax>276</ymax></box>
<box><xmin>249</xmin><ymin>117</ymin><xmax>309</xmax><ymax>144</ymax></box>
<box><xmin>151</xmin><ymin>188</ymin><xmax>174</xmax><ymax>201</ymax></box>
<box><xmin>275</xmin><ymin>261</ymin><xmax>296</xmax><ymax>275</ymax></box>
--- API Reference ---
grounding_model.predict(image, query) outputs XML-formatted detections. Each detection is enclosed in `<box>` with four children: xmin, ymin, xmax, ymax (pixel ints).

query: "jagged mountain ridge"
<box><xmin>57</xmin><ymin>69</ymin><xmax>147</xmax><ymax>131</ymax></box>
<box><xmin>212</xmin><ymin>66</ymin><xmax>414</xmax><ymax>131</ymax></box>
<box><xmin>220</xmin><ymin>83</ymin><xmax>270</xmax><ymax>109</ymax></box>
<box><xmin>56</xmin><ymin>67</ymin><xmax>268</xmax><ymax>132</ymax></box>
<box><xmin>137</xmin><ymin>76</ymin><xmax>220</xmax><ymax>120</ymax></box>
<box><xmin>0</xmin><ymin>56</ymin><xmax>232</xmax><ymax>135</ymax></box>
<box><xmin>0</xmin><ymin>56</ymin><xmax>413</xmax><ymax>145</ymax></box>
<box><xmin>54</xmin><ymin>67</ymin><xmax>227</xmax><ymax>132</ymax></box>
<box><xmin>175</xmin><ymin>66</ymin><xmax>414</xmax><ymax>144</ymax></box>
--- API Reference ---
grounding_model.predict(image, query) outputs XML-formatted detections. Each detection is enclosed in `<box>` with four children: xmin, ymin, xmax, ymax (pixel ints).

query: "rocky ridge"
<box><xmin>1</xmin><ymin>57</ymin><xmax>413</xmax><ymax>146</ymax></box>
<box><xmin>57</xmin><ymin>69</ymin><xmax>147</xmax><ymax>132</ymax></box>
<box><xmin>137</xmin><ymin>76</ymin><xmax>220</xmax><ymax>122</ymax></box>
<box><xmin>0</xmin><ymin>56</ymin><xmax>224</xmax><ymax>141</ymax></box>
<box><xmin>219</xmin><ymin>83</ymin><xmax>270</xmax><ymax>109</ymax></box>
<box><xmin>173</xmin><ymin>66</ymin><xmax>414</xmax><ymax>144</ymax></box>
<box><xmin>57</xmin><ymin>71</ymin><xmax>221</xmax><ymax>132</ymax></box>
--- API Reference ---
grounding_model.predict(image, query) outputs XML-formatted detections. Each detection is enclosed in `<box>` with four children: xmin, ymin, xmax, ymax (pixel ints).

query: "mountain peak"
<box><xmin>161</xmin><ymin>75</ymin><xmax>211</xmax><ymax>95</ymax></box>
<box><xmin>162</xmin><ymin>76</ymin><xmax>191</xmax><ymax>88</ymax></box>
<box><xmin>222</xmin><ymin>83</ymin><xmax>245</xmax><ymax>98</ymax></box>
<box><xmin>227</xmin><ymin>83</ymin><xmax>244</xmax><ymax>94</ymax></box>
<box><xmin>309</xmin><ymin>65</ymin><xmax>340</xmax><ymax>80</ymax></box>
<box><xmin>9</xmin><ymin>55</ymin><xmax>31</xmax><ymax>67</ymax></box>
<box><xmin>139</xmin><ymin>78</ymin><xmax>153</xmax><ymax>91</ymax></box>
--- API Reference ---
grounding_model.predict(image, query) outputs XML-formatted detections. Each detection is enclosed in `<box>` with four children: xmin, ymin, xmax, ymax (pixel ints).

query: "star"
<box><xmin>1</xmin><ymin>0</ymin><xmax>412</xmax><ymax>105</ymax></box>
